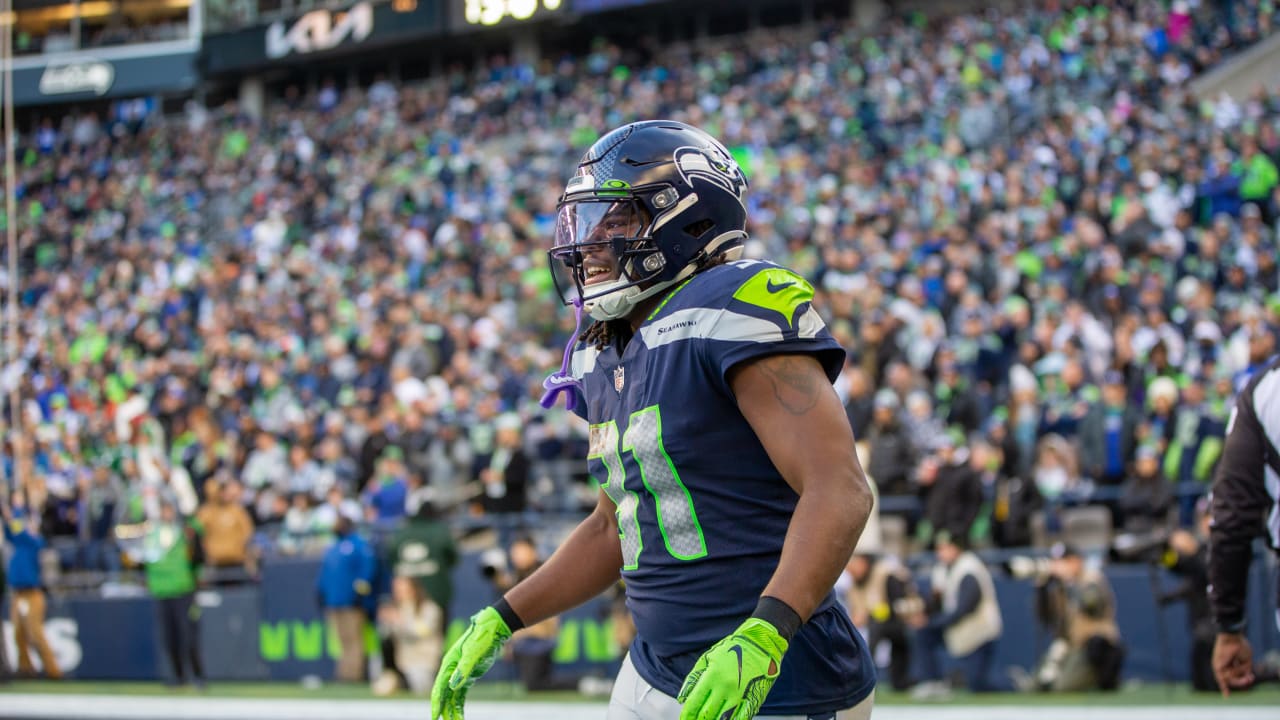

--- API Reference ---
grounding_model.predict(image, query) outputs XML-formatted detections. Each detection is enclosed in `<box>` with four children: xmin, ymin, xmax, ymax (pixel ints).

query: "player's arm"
<box><xmin>432</xmin><ymin>491</ymin><xmax>621</xmax><ymax>720</ymax></box>
<box><xmin>1208</xmin><ymin>399</ymin><xmax>1268</xmax><ymax>631</ymax></box>
<box><xmin>677</xmin><ymin>352</ymin><xmax>872</xmax><ymax>720</ymax></box>
<box><xmin>501</xmin><ymin>490</ymin><xmax>623</xmax><ymax>624</ymax></box>
<box><xmin>730</xmin><ymin>352</ymin><xmax>873</xmax><ymax>621</ymax></box>
<box><xmin>1208</xmin><ymin>395</ymin><xmax>1270</xmax><ymax>696</ymax></box>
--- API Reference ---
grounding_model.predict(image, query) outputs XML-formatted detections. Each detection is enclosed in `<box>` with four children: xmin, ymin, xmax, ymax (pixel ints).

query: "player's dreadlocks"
<box><xmin>578</xmin><ymin>251</ymin><xmax>732</xmax><ymax>351</ymax></box>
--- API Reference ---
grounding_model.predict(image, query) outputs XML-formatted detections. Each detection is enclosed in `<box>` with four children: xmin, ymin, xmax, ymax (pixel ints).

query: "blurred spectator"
<box><xmin>912</xmin><ymin>531</ymin><xmax>1004</xmax><ymax>697</ymax></box>
<box><xmin>1239</xmin><ymin>137</ymin><xmax>1279</xmax><ymax>212</ymax></box>
<box><xmin>493</xmin><ymin>536</ymin><xmax>579</xmax><ymax>692</ymax></box>
<box><xmin>373</xmin><ymin>576</ymin><xmax>443</xmax><ymax>696</ymax></box>
<box><xmin>180</xmin><ymin>409</ymin><xmax>227</xmax><ymax>505</ymax></box>
<box><xmin>1140</xmin><ymin>376</ymin><xmax>1182</xmax><ymax>460</ymax></box>
<box><xmin>242</xmin><ymin>431</ymin><xmax>288</xmax><ymax>501</ymax></box>
<box><xmin>1019</xmin><ymin>544</ymin><xmax>1124</xmax><ymax>692</ymax></box>
<box><xmin>866</xmin><ymin>390</ymin><xmax>915</xmax><ymax>495</ymax></box>
<box><xmin>1032</xmin><ymin>435</ymin><xmax>1084</xmax><ymax>504</ymax></box>
<box><xmin>474</xmin><ymin>414</ymin><xmax>529</xmax><ymax>516</ymax></box>
<box><xmin>194</xmin><ymin>481</ymin><xmax>254</xmax><ymax>578</ymax></box>
<box><xmin>915</xmin><ymin>432</ymin><xmax>985</xmax><ymax>547</ymax></box>
<box><xmin>1166</xmin><ymin>376</ymin><xmax>1227</xmax><ymax>491</ymax></box>
<box><xmin>278</xmin><ymin>492</ymin><xmax>327</xmax><ymax>555</ymax></box>
<box><xmin>1117</xmin><ymin>445</ymin><xmax>1175</xmax><ymax>533</ymax></box>
<box><xmin>2</xmin><ymin>493</ymin><xmax>61</xmax><ymax>679</ymax></box>
<box><xmin>1079</xmin><ymin>370</ymin><xmax>1142</xmax><ymax>487</ymax></box>
<box><xmin>316</xmin><ymin>436</ymin><xmax>358</xmax><ymax>498</ymax></box>
<box><xmin>842</xmin><ymin>550</ymin><xmax>921</xmax><ymax>691</ymax></box>
<box><xmin>140</xmin><ymin>498</ymin><xmax>206</xmax><ymax>688</ymax></box>
<box><xmin>363</xmin><ymin>447</ymin><xmax>410</xmax><ymax>525</ymax></box>
<box><xmin>357</xmin><ymin>411</ymin><xmax>394</xmax><ymax>493</ymax></box>
<box><xmin>317</xmin><ymin>512</ymin><xmax>377</xmax><ymax>683</ymax></box>
<box><xmin>990</xmin><ymin>474</ymin><xmax>1043</xmax><ymax>550</ymax></box>
<box><xmin>904</xmin><ymin>391</ymin><xmax>948</xmax><ymax>456</ymax></box>
<box><xmin>285</xmin><ymin>444</ymin><xmax>325</xmax><ymax>498</ymax></box>
<box><xmin>78</xmin><ymin>462</ymin><xmax>124</xmax><ymax>573</ymax></box>
<box><xmin>313</xmin><ymin>485</ymin><xmax>362</xmax><ymax>538</ymax></box>
<box><xmin>841</xmin><ymin>366</ymin><xmax>875</xmax><ymax>438</ymax></box>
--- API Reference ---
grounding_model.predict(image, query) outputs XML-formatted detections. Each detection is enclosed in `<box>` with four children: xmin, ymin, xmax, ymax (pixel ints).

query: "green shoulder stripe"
<box><xmin>646</xmin><ymin>275</ymin><xmax>697</xmax><ymax>321</ymax></box>
<box><xmin>731</xmin><ymin>268</ymin><xmax>814</xmax><ymax>328</ymax></box>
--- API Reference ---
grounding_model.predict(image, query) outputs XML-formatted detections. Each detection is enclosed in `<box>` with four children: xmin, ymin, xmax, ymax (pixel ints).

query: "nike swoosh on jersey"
<box><xmin>766</xmin><ymin>279</ymin><xmax>797</xmax><ymax>293</ymax></box>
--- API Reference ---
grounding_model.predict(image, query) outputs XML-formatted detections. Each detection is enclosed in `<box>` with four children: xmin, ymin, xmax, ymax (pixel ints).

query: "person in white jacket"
<box><xmin>910</xmin><ymin>531</ymin><xmax>1004</xmax><ymax>697</ymax></box>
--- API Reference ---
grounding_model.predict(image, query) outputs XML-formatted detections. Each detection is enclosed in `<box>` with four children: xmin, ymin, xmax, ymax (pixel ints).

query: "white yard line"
<box><xmin>0</xmin><ymin>695</ymin><xmax>1277</xmax><ymax>720</ymax></box>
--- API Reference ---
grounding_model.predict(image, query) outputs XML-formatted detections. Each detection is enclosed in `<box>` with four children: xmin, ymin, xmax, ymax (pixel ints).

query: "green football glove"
<box><xmin>676</xmin><ymin>618</ymin><xmax>788</xmax><ymax>720</ymax></box>
<box><xmin>430</xmin><ymin>606</ymin><xmax>513</xmax><ymax>720</ymax></box>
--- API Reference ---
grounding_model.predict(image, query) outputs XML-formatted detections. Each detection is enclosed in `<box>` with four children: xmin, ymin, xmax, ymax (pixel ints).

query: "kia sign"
<box><xmin>38</xmin><ymin>60</ymin><xmax>115</xmax><ymax>96</ymax></box>
<box><xmin>202</xmin><ymin>1</ymin><xmax>442</xmax><ymax>74</ymax></box>
<box><xmin>265</xmin><ymin>1</ymin><xmax>374</xmax><ymax>59</ymax></box>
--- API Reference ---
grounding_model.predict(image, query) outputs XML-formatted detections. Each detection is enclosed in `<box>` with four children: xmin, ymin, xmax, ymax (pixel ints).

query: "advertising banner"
<box><xmin>202</xmin><ymin>1</ymin><xmax>444</xmax><ymax>75</ymax></box>
<box><xmin>4</xmin><ymin>554</ymin><xmax>1275</xmax><ymax>683</ymax></box>
<box><xmin>4</xmin><ymin>51</ymin><xmax>198</xmax><ymax>107</ymax></box>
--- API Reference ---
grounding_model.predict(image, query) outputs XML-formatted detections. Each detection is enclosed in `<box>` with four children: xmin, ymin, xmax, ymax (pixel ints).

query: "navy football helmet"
<box><xmin>550</xmin><ymin>121</ymin><xmax>749</xmax><ymax>321</ymax></box>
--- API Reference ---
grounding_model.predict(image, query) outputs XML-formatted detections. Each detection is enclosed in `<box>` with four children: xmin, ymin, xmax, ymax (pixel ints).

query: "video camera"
<box><xmin>1003</xmin><ymin>555</ymin><xmax>1054</xmax><ymax>580</ymax></box>
<box><xmin>1109</xmin><ymin>529</ymin><xmax>1171</xmax><ymax>565</ymax></box>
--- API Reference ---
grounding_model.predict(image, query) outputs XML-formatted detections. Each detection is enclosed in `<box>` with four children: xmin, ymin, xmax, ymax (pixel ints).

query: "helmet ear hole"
<box><xmin>683</xmin><ymin>219</ymin><xmax>715</xmax><ymax>239</ymax></box>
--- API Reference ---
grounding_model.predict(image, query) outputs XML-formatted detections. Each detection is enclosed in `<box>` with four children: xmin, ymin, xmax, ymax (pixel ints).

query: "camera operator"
<box><xmin>911</xmin><ymin>531</ymin><xmax>1004</xmax><ymax>697</ymax></box>
<box><xmin>1020</xmin><ymin>543</ymin><xmax>1124</xmax><ymax>692</ymax></box>
<box><xmin>843</xmin><ymin>550</ymin><xmax>923</xmax><ymax>691</ymax></box>
<box><xmin>1207</xmin><ymin>355</ymin><xmax>1280</xmax><ymax>697</ymax></box>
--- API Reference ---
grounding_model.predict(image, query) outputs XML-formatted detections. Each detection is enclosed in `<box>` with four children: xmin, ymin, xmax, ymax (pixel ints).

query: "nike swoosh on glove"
<box><xmin>430</xmin><ymin>606</ymin><xmax>512</xmax><ymax>720</ymax></box>
<box><xmin>676</xmin><ymin>618</ymin><xmax>788</xmax><ymax>720</ymax></box>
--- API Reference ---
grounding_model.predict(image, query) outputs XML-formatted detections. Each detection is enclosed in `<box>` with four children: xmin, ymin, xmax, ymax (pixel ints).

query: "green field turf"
<box><xmin>3</xmin><ymin>680</ymin><xmax>1279</xmax><ymax>706</ymax></box>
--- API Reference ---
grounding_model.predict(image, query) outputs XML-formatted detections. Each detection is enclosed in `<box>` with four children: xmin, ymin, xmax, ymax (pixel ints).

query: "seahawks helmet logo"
<box><xmin>674</xmin><ymin>145</ymin><xmax>746</xmax><ymax>199</ymax></box>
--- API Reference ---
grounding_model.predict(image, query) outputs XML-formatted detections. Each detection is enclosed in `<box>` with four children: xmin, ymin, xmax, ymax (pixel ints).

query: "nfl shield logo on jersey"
<box><xmin>614</xmin><ymin>366</ymin><xmax>626</xmax><ymax>392</ymax></box>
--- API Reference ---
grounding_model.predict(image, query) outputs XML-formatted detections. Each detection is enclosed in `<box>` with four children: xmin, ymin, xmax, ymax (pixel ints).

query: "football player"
<box><xmin>431</xmin><ymin>121</ymin><xmax>876</xmax><ymax>720</ymax></box>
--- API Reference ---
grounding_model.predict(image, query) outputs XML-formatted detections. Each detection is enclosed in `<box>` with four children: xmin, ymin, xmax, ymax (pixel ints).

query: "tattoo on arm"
<box><xmin>757</xmin><ymin>355</ymin><xmax>820</xmax><ymax>416</ymax></box>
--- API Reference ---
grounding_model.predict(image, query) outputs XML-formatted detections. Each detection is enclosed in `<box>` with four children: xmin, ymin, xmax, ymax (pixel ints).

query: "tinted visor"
<box><xmin>549</xmin><ymin>199</ymin><xmax>651</xmax><ymax>304</ymax></box>
<box><xmin>552</xmin><ymin>199</ymin><xmax>648</xmax><ymax>253</ymax></box>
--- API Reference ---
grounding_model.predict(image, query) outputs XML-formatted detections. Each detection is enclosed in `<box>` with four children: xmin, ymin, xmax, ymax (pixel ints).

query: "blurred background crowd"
<box><xmin>2</xmin><ymin>0</ymin><xmax>1280</xmax><ymax>697</ymax></box>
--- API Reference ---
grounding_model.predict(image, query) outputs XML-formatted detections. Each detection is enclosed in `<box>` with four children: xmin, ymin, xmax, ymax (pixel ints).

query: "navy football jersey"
<box><xmin>569</xmin><ymin>259</ymin><xmax>876</xmax><ymax>714</ymax></box>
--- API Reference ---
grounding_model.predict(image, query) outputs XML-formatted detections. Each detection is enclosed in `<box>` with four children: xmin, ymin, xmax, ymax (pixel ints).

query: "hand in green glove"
<box><xmin>676</xmin><ymin>618</ymin><xmax>788</xmax><ymax>720</ymax></box>
<box><xmin>430</xmin><ymin>606</ymin><xmax>513</xmax><ymax>720</ymax></box>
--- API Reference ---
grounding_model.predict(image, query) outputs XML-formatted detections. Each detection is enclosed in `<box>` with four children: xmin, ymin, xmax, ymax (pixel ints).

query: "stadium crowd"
<box><xmin>0</xmin><ymin>0</ymin><xmax>1278</xmax><ymax>613</ymax></box>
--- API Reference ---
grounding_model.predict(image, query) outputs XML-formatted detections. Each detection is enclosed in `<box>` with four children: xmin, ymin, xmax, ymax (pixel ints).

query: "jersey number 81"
<box><xmin>589</xmin><ymin>405</ymin><xmax>708</xmax><ymax>569</ymax></box>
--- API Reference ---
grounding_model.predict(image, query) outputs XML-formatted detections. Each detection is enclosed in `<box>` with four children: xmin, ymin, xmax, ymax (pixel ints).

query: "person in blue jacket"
<box><xmin>316</xmin><ymin>510</ymin><xmax>377</xmax><ymax>683</ymax></box>
<box><xmin>2</xmin><ymin>492</ymin><xmax>61</xmax><ymax>678</ymax></box>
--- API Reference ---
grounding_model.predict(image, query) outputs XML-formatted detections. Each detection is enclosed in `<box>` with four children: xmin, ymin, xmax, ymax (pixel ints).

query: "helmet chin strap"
<box><xmin>584</xmin><ymin>231</ymin><xmax>746</xmax><ymax>321</ymax></box>
<box><xmin>586</xmin><ymin>273</ymin><xmax>683</xmax><ymax>321</ymax></box>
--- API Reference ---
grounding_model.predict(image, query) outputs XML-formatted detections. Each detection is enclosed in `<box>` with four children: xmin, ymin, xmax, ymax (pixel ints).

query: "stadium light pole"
<box><xmin>1</xmin><ymin>0</ymin><xmax>19</xmax><ymax>498</ymax></box>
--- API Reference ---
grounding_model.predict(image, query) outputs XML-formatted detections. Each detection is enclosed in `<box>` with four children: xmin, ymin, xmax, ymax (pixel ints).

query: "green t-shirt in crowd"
<box><xmin>143</xmin><ymin>520</ymin><xmax>200</xmax><ymax>599</ymax></box>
